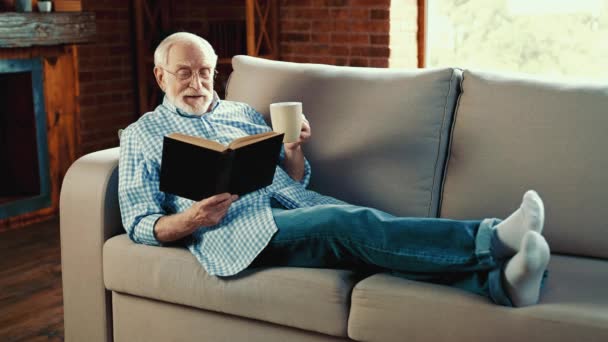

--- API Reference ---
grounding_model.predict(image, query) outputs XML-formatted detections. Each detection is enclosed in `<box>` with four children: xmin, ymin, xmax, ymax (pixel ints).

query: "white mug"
<box><xmin>270</xmin><ymin>102</ymin><xmax>303</xmax><ymax>143</ymax></box>
<box><xmin>38</xmin><ymin>1</ymin><xmax>52</xmax><ymax>12</ymax></box>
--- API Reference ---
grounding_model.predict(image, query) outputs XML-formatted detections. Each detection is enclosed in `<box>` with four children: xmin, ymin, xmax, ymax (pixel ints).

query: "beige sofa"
<box><xmin>60</xmin><ymin>56</ymin><xmax>608</xmax><ymax>342</ymax></box>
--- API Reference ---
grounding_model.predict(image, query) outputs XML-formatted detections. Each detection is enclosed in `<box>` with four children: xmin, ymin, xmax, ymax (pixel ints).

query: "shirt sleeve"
<box><xmin>118</xmin><ymin>126</ymin><xmax>166</xmax><ymax>246</ymax></box>
<box><xmin>245</xmin><ymin>106</ymin><xmax>312</xmax><ymax>188</ymax></box>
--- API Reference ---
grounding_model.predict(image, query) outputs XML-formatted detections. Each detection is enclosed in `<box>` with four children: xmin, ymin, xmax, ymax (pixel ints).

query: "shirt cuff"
<box><xmin>133</xmin><ymin>214</ymin><xmax>165</xmax><ymax>247</ymax></box>
<box><xmin>300</xmin><ymin>158</ymin><xmax>312</xmax><ymax>188</ymax></box>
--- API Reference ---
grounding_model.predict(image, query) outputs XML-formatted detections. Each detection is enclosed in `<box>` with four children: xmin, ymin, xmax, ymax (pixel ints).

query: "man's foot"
<box><xmin>493</xmin><ymin>190</ymin><xmax>545</xmax><ymax>258</ymax></box>
<box><xmin>503</xmin><ymin>231</ymin><xmax>550</xmax><ymax>307</ymax></box>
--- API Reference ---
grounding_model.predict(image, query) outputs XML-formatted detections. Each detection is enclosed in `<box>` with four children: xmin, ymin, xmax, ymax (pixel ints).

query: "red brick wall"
<box><xmin>279</xmin><ymin>0</ymin><xmax>418</xmax><ymax>68</ymax></box>
<box><xmin>77</xmin><ymin>0</ymin><xmax>136</xmax><ymax>154</ymax></box>
<box><xmin>74</xmin><ymin>0</ymin><xmax>419</xmax><ymax>154</ymax></box>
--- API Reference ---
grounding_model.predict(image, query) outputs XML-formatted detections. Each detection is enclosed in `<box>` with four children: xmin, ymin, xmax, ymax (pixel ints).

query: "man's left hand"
<box><xmin>284</xmin><ymin>116</ymin><xmax>311</xmax><ymax>151</ymax></box>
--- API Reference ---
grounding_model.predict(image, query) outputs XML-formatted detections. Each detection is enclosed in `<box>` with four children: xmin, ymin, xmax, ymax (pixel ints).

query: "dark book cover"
<box><xmin>159</xmin><ymin>132</ymin><xmax>284</xmax><ymax>201</ymax></box>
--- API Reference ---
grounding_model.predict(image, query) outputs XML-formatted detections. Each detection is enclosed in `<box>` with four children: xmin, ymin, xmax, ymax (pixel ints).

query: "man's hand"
<box><xmin>282</xmin><ymin>116</ymin><xmax>310</xmax><ymax>182</ymax></box>
<box><xmin>284</xmin><ymin>116</ymin><xmax>311</xmax><ymax>151</ymax></box>
<box><xmin>153</xmin><ymin>193</ymin><xmax>238</xmax><ymax>243</ymax></box>
<box><xmin>185</xmin><ymin>193</ymin><xmax>238</xmax><ymax>228</ymax></box>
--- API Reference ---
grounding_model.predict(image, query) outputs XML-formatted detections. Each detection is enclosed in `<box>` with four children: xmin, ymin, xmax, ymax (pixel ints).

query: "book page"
<box><xmin>167</xmin><ymin>133</ymin><xmax>227</xmax><ymax>152</ymax></box>
<box><xmin>229</xmin><ymin>131</ymin><xmax>281</xmax><ymax>149</ymax></box>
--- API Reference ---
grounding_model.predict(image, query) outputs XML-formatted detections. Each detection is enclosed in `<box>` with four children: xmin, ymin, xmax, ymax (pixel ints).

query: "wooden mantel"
<box><xmin>0</xmin><ymin>12</ymin><xmax>95</xmax><ymax>48</ymax></box>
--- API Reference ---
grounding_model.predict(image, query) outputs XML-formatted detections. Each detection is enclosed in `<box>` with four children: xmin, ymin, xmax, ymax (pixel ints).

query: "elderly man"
<box><xmin>119</xmin><ymin>32</ymin><xmax>550</xmax><ymax>307</ymax></box>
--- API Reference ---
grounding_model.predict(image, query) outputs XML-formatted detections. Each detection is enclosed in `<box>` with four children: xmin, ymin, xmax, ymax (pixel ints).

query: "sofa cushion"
<box><xmin>439</xmin><ymin>70</ymin><xmax>608</xmax><ymax>259</ymax></box>
<box><xmin>227</xmin><ymin>55</ymin><xmax>461</xmax><ymax>218</ymax></box>
<box><xmin>103</xmin><ymin>234</ymin><xmax>359</xmax><ymax>338</ymax></box>
<box><xmin>347</xmin><ymin>255</ymin><xmax>608</xmax><ymax>342</ymax></box>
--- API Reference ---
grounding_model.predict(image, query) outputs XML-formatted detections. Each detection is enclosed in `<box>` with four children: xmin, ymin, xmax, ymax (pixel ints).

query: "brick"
<box><xmin>334</xmin><ymin>57</ymin><xmax>348</xmax><ymax>66</ymax></box>
<box><xmin>311</xmin><ymin>0</ymin><xmax>328</xmax><ymax>6</ymax></box>
<box><xmin>282</xmin><ymin>0</ymin><xmax>312</xmax><ymax>7</ymax></box>
<box><xmin>351</xmin><ymin>20</ymin><xmax>390</xmax><ymax>33</ymax></box>
<box><xmin>79</xmin><ymin>71</ymin><xmax>94</xmax><ymax>83</ymax></box>
<box><xmin>281</xmin><ymin>20</ymin><xmax>312</xmax><ymax>32</ymax></box>
<box><xmin>370</xmin><ymin>34</ymin><xmax>389</xmax><ymax>45</ymax></box>
<box><xmin>309</xmin><ymin>56</ymin><xmax>337</xmax><ymax>65</ymax></box>
<box><xmin>350</xmin><ymin>8</ymin><xmax>370</xmax><ymax>19</ymax></box>
<box><xmin>350</xmin><ymin>58</ymin><xmax>369</xmax><ymax>67</ymax></box>
<box><xmin>329</xmin><ymin>45</ymin><xmax>350</xmax><ymax>56</ymax></box>
<box><xmin>333</xmin><ymin>20</ymin><xmax>351</xmax><ymax>32</ymax></box>
<box><xmin>350</xmin><ymin>46</ymin><xmax>390</xmax><ymax>57</ymax></box>
<box><xmin>331</xmin><ymin>33</ymin><xmax>369</xmax><ymax>44</ymax></box>
<box><xmin>285</xmin><ymin>8</ymin><xmax>330</xmax><ymax>19</ymax></box>
<box><xmin>281</xmin><ymin>32</ymin><xmax>311</xmax><ymax>42</ymax></box>
<box><xmin>312</xmin><ymin>33</ymin><xmax>331</xmax><ymax>44</ymax></box>
<box><xmin>351</xmin><ymin>0</ymin><xmax>390</xmax><ymax>7</ymax></box>
<box><xmin>327</xmin><ymin>0</ymin><xmax>349</xmax><ymax>6</ymax></box>
<box><xmin>370</xmin><ymin>9</ymin><xmax>389</xmax><ymax>20</ymax></box>
<box><xmin>280</xmin><ymin>43</ymin><xmax>295</xmax><ymax>54</ymax></box>
<box><xmin>330</xmin><ymin>8</ymin><xmax>350</xmax><ymax>19</ymax></box>
<box><xmin>330</xmin><ymin>33</ymin><xmax>348</xmax><ymax>44</ymax></box>
<box><xmin>311</xmin><ymin>20</ymin><xmax>333</xmax><ymax>32</ymax></box>
<box><xmin>311</xmin><ymin>44</ymin><xmax>331</xmax><ymax>55</ymax></box>
<box><xmin>80</xmin><ymin>94</ymin><xmax>97</xmax><ymax>106</ymax></box>
<box><xmin>370</xmin><ymin>46</ymin><xmax>391</xmax><ymax>57</ymax></box>
<box><xmin>369</xmin><ymin>58</ymin><xmax>389</xmax><ymax>68</ymax></box>
<box><xmin>283</xmin><ymin>56</ymin><xmax>312</xmax><ymax>63</ymax></box>
<box><xmin>350</xmin><ymin>33</ymin><xmax>369</xmax><ymax>44</ymax></box>
<box><xmin>97</xmin><ymin>93</ymin><xmax>116</xmax><ymax>104</ymax></box>
<box><xmin>286</xmin><ymin>44</ymin><xmax>315</xmax><ymax>54</ymax></box>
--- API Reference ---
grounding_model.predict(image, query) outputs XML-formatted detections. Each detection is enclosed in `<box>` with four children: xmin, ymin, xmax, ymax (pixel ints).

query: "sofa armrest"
<box><xmin>60</xmin><ymin>147</ymin><xmax>123</xmax><ymax>342</ymax></box>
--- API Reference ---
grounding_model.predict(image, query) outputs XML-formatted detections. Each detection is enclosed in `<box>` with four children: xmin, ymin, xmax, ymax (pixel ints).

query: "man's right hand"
<box><xmin>153</xmin><ymin>193</ymin><xmax>238</xmax><ymax>243</ymax></box>
<box><xmin>185</xmin><ymin>192</ymin><xmax>239</xmax><ymax>228</ymax></box>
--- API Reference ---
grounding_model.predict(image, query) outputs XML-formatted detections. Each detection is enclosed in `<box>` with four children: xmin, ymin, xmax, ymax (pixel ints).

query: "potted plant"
<box><xmin>15</xmin><ymin>0</ymin><xmax>32</xmax><ymax>12</ymax></box>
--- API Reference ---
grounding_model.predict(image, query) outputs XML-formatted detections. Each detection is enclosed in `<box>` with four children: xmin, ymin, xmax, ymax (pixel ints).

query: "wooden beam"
<box><xmin>417</xmin><ymin>0</ymin><xmax>426</xmax><ymax>68</ymax></box>
<box><xmin>246</xmin><ymin>0</ymin><xmax>255</xmax><ymax>56</ymax></box>
<box><xmin>0</xmin><ymin>12</ymin><xmax>95</xmax><ymax>48</ymax></box>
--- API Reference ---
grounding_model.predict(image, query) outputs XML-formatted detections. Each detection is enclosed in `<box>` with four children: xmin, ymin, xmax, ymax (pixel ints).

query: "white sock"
<box><xmin>503</xmin><ymin>231</ymin><xmax>550</xmax><ymax>307</ymax></box>
<box><xmin>493</xmin><ymin>190</ymin><xmax>545</xmax><ymax>257</ymax></box>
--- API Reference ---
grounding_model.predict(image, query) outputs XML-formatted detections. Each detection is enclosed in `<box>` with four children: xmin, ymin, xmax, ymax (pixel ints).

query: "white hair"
<box><xmin>153</xmin><ymin>32</ymin><xmax>218</xmax><ymax>67</ymax></box>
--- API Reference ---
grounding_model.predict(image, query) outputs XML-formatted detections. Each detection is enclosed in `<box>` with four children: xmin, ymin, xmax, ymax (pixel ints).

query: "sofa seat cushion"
<box><xmin>103</xmin><ymin>234</ymin><xmax>359</xmax><ymax>337</ymax></box>
<box><xmin>347</xmin><ymin>255</ymin><xmax>608</xmax><ymax>342</ymax></box>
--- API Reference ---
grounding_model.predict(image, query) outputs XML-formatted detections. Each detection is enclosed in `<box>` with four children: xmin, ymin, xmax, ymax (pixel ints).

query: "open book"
<box><xmin>159</xmin><ymin>131</ymin><xmax>284</xmax><ymax>201</ymax></box>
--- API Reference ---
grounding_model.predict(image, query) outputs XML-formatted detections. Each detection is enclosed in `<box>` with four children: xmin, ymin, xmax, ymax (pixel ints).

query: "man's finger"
<box><xmin>203</xmin><ymin>193</ymin><xmax>232</xmax><ymax>206</ymax></box>
<box><xmin>210</xmin><ymin>194</ymin><xmax>238</xmax><ymax>210</ymax></box>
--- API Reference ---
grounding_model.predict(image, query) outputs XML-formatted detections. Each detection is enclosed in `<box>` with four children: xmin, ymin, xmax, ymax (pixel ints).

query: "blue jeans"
<box><xmin>250</xmin><ymin>201</ymin><xmax>514</xmax><ymax>307</ymax></box>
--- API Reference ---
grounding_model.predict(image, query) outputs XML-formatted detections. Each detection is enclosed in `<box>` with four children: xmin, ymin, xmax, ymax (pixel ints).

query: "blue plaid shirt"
<box><xmin>118</xmin><ymin>96</ymin><xmax>346</xmax><ymax>276</ymax></box>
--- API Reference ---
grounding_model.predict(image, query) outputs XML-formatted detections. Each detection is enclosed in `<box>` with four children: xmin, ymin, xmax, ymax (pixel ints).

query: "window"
<box><xmin>425</xmin><ymin>0</ymin><xmax>608</xmax><ymax>81</ymax></box>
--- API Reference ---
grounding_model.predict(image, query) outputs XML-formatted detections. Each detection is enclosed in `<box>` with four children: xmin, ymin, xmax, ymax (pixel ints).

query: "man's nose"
<box><xmin>188</xmin><ymin>73</ymin><xmax>202</xmax><ymax>90</ymax></box>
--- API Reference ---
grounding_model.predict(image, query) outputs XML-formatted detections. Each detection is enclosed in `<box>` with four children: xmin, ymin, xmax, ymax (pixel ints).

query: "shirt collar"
<box><xmin>161</xmin><ymin>91</ymin><xmax>221</xmax><ymax>118</ymax></box>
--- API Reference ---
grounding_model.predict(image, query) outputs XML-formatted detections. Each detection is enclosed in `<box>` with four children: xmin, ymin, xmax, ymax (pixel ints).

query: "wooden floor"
<box><xmin>0</xmin><ymin>217</ymin><xmax>64</xmax><ymax>341</ymax></box>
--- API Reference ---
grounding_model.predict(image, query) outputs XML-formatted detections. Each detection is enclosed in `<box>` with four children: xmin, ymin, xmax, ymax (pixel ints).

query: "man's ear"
<box><xmin>154</xmin><ymin>67</ymin><xmax>166</xmax><ymax>92</ymax></box>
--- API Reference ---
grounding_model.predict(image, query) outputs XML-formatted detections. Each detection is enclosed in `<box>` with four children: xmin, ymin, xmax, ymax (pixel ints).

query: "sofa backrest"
<box><xmin>227</xmin><ymin>55</ymin><xmax>460</xmax><ymax>218</ymax></box>
<box><xmin>440</xmin><ymin>70</ymin><xmax>608</xmax><ymax>259</ymax></box>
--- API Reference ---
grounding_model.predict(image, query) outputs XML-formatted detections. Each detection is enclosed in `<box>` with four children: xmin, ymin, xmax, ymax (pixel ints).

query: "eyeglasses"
<box><xmin>159</xmin><ymin>66</ymin><xmax>218</xmax><ymax>82</ymax></box>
